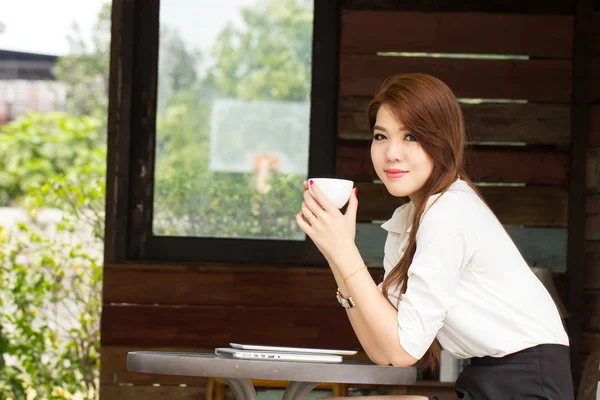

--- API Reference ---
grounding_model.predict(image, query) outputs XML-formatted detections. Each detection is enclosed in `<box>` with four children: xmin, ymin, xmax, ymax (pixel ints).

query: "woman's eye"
<box><xmin>373</xmin><ymin>133</ymin><xmax>386</xmax><ymax>141</ymax></box>
<box><xmin>404</xmin><ymin>133</ymin><xmax>417</xmax><ymax>142</ymax></box>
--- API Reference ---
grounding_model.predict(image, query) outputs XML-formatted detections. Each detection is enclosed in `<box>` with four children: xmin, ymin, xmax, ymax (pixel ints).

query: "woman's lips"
<box><xmin>385</xmin><ymin>169</ymin><xmax>407</xmax><ymax>179</ymax></box>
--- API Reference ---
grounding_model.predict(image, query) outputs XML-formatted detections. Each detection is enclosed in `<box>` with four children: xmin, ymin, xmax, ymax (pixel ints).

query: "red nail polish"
<box><xmin>309</xmin><ymin>180</ymin><xmax>314</xmax><ymax>185</ymax></box>
<box><xmin>354</xmin><ymin>187</ymin><xmax>358</xmax><ymax>196</ymax></box>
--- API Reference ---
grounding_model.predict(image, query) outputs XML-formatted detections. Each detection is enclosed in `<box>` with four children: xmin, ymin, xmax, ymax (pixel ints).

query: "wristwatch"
<box><xmin>336</xmin><ymin>288</ymin><xmax>356</xmax><ymax>308</ymax></box>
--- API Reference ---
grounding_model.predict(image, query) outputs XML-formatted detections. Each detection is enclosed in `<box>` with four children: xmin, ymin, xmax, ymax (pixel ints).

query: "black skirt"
<box><xmin>430</xmin><ymin>344</ymin><xmax>574</xmax><ymax>400</ymax></box>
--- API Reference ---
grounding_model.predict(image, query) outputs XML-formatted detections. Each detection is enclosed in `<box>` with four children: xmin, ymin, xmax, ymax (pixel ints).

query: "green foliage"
<box><xmin>157</xmin><ymin>27</ymin><xmax>202</xmax><ymax>111</ymax></box>
<box><xmin>155</xmin><ymin>89</ymin><xmax>211</xmax><ymax>175</ymax></box>
<box><xmin>207</xmin><ymin>0</ymin><xmax>313</xmax><ymax>101</ymax></box>
<box><xmin>154</xmin><ymin>171</ymin><xmax>304</xmax><ymax>239</ymax></box>
<box><xmin>0</xmin><ymin>167</ymin><xmax>103</xmax><ymax>399</ymax></box>
<box><xmin>0</xmin><ymin>113</ymin><xmax>105</xmax><ymax>206</ymax></box>
<box><xmin>54</xmin><ymin>2</ymin><xmax>111</xmax><ymax>120</ymax></box>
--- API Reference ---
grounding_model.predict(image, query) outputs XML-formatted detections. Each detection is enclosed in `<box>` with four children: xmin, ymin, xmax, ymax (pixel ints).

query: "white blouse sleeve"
<box><xmin>396</xmin><ymin>201</ymin><xmax>477</xmax><ymax>359</ymax></box>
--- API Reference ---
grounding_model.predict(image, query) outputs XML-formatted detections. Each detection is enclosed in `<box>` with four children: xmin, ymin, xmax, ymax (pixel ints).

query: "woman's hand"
<box><xmin>296</xmin><ymin>180</ymin><xmax>359</xmax><ymax>263</ymax></box>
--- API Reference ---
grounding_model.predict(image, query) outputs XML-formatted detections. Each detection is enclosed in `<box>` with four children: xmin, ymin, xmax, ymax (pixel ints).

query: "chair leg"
<box><xmin>216</xmin><ymin>379</ymin><xmax>224</xmax><ymax>400</ymax></box>
<box><xmin>282</xmin><ymin>381</ymin><xmax>320</xmax><ymax>400</ymax></box>
<box><xmin>206</xmin><ymin>378</ymin><xmax>215</xmax><ymax>400</ymax></box>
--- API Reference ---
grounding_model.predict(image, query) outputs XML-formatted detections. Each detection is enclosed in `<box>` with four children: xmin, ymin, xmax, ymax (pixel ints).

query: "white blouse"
<box><xmin>378</xmin><ymin>179</ymin><xmax>569</xmax><ymax>360</ymax></box>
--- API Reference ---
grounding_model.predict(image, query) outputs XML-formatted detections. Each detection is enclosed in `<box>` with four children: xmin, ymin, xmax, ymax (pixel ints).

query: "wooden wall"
<box><xmin>100</xmin><ymin>1</ymin><xmax>595</xmax><ymax>399</ymax></box>
<box><xmin>337</xmin><ymin>7</ymin><xmax>573</xmax><ymax>270</ymax></box>
<box><xmin>583</xmin><ymin>5</ymin><xmax>600</xmax><ymax>381</ymax></box>
<box><xmin>337</xmin><ymin>0</ymin><xmax>598</xmax><ymax>383</ymax></box>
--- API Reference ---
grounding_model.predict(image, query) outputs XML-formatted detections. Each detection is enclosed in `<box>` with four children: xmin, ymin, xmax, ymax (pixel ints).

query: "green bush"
<box><xmin>0</xmin><ymin>165</ymin><xmax>103</xmax><ymax>400</ymax></box>
<box><xmin>0</xmin><ymin>113</ymin><xmax>104</xmax><ymax>206</ymax></box>
<box><xmin>0</xmin><ymin>110</ymin><xmax>104</xmax><ymax>399</ymax></box>
<box><xmin>154</xmin><ymin>171</ymin><xmax>304</xmax><ymax>239</ymax></box>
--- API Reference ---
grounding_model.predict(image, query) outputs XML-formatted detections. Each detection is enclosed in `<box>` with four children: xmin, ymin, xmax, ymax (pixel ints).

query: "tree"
<box><xmin>0</xmin><ymin>113</ymin><xmax>104</xmax><ymax>206</ymax></box>
<box><xmin>206</xmin><ymin>0</ymin><xmax>313</xmax><ymax>102</ymax></box>
<box><xmin>153</xmin><ymin>26</ymin><xmax>207</xmax><ymax>173</ymax></box>
<box><xmin>157</xmin><ymin>27</ymin><xmax>202</xmax><ymax>110</ymax></box>
<box><xmin>54</xmin><ymin>3</ymin><xmax>111</xmax><ymax>121</ymax></box>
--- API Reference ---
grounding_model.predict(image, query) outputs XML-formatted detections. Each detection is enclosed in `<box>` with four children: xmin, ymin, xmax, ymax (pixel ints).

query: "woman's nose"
<box><xmin>384</xmin><ymin>140</ymin><xmax>403</xmax><ymax>162</ymax></box>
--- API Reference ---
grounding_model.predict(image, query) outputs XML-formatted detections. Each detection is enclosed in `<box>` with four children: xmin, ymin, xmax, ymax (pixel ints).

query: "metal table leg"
<box><xmin>282</xmin><ymin>381</ymin><xmax>320</xmax><ymax>400</ymax></box>
<box><xmin>223</xmin><ymin>378</ymin><xmax>258</xmax><ymax>400</ymax></box>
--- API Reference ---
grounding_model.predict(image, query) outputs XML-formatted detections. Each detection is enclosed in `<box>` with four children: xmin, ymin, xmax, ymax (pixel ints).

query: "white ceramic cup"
<box><xmin>308</xmin><ymin>178</ymin><xmax>354</xmax><ymax>209</ymax></box>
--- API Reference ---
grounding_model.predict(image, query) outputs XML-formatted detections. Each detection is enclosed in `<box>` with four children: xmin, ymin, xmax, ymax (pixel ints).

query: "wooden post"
<box><xmin>104</xmin><ymin>0</ymin><xmax>135</xmax><ymax>264</ymax></box>
<box><xmin>567</xmin><ymin>0</ymin><xmax>595</xmax><ymax>384</ymax></box>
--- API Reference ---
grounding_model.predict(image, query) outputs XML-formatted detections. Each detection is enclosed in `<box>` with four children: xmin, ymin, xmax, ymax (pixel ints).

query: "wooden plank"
<box><xmin>104</xmin><ymin>0</ymin><xmax>135</xmax><ymax>263</ymax></box>
<box><xmin>587</xmin><ymin>22</ymin><xmax>600</xmax><ymax>376</ymax></box>
<box><xmin>100</xmin><ymin>385</ymin><xmax>206</xmax><ymax>400</ymax></box>
<box><xmin>593</xmin><ymin>57</ymin><xmax>600</xmax><ymax>101</ymax></box>
<box><xmin>103</xmin><ymin>224</ymin><xmax>566</xmax><ymax>306</ymax></box>
<box><xmin>446</xmin><ymin>147</ymin><xmax>568</xmax><ymax>186</ymax></box>
<box><xmin>355</xmin><ymin>183</ymin><xmax>408</xmax><ymax>222</ymax></box>
<box><xmin>594</xmin><ymin>13</ymin><xmax>600</xmax><ymax>58</ymax></box>
<box><xmin>576</xmin><ymin>352</ymin><xmax>600</xmax><ymax>400</ymax></box>
<box><xmin>551</xmin><ymin>271</ymin><xmax>569</xmax><ymax>306</ymax></box>
<box><xmin>575</xmin><ymin>353</ymin><xmax>591</xmax><ymax>392</ymax></box>
<box><xmin>359</xmin><ymin>223</ymin><xmax>566</xmax><ymax>271</ymax></box>
<box><xmin>582</xmin><ymin>292</ymin><xmax>600</xmax><ymax>331</ymax></box>
<box><xmin>340</xmin><ymin>55</ymin><xmax>572</xmax><ymax>102</ymax></box>
<box><xmin>340</xmin><ymin>0</ymin><xmax>576</xmax><ymax>14</ymax></box>
<box><xmin>338</xmin><ymin>97</ymin><xmax>570</xmax><ymax>145</ymax></box>
<box><xmin>356</xmin><ymin>183</ymin><xmax>568</xmax><ymax>227</ymax></box>
<box><xmin>337</xmin><ymin>140</ymin><xmax>569</xmax><ymax>185</ymax></box>
<box><xmin>590</xmin><ymin>104</ymin><xmax>600</xmax><ymax>147</ymax></box>
<box><xmin>101</xmin><ymin>345</ymin><xmax>211</xmax><ymax>385</ymax></box>
<box><xmin>341</xmin><ymin>11</ymin><xmax>573</xmax><ymax>58</ymax></box>
<box><xmin>100</xmin><ymin>305</ymin><xmax>359</xmax><ymax>348</ymax></box>
<box><xmin>505</xmin><ymin>228</ymin><xmax>566</xmax><ymax>271</ymax></box>
<box><xmin>581</xmin><ymin>332</ymin><xmax>600</xmax><ymax>353</ymax></box>
<box><xmin>585</xmin><ymin>241</ymin><xmax>600</xmax><ymax>289</ymax></box>
<box><xmin>126</xmin><ymin>0</ymin><xmax>160</xmax><ymax>260</ymax></box>
<box><xmin>586</xmin><ymin>148</ymin><xmax>600</xmax><ymax>192</ymax></box>
<box><xmin>103</xmin><ymin>264</ymin><xmax>384</xmax><ymax>307</ymax></box>
<box><xmin>585</xmin><ymin>195</ymin><xmax>600</xmax><ymax>239</ymax></box>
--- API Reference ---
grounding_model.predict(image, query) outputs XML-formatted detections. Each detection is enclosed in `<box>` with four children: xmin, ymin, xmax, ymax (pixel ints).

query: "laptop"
<box><xmin>215</xmin><ymin>347</ymin><xmax>343</xmax><ymax>363</ymax></box>
<box><xmin>229</xmin><ymin>342</ymin><xmax>358</xmax><ymax>356</ymax></box>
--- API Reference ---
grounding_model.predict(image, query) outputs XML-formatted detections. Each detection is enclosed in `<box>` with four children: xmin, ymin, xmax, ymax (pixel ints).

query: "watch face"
<box><xmin>336</xmin><ymin>289</ymin><xmax>354</xmax><ymax>308</ymax></box>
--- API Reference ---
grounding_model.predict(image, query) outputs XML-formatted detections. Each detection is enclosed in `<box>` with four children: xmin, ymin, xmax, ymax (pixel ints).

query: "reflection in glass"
<box><xmin>153</xmin><ymin>0</ymin><xmax>314</xmax><ymax>240</ymax></box>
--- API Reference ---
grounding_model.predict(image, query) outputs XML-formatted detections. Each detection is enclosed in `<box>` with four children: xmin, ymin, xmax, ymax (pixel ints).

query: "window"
<box><xmin>154</xmin><ymin>0</ymin><xmax>314</xmax><ymax>241</ymax></box>
<box><xmin>112</xmin><ymin>0</ymin><xmax>340</xmax><ymax>264</ymax></box>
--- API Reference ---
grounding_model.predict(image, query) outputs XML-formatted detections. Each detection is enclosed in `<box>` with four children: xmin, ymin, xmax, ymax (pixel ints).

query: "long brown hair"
<box><xmin>369</xmin><ymin>73</ymin><xmax>486</xmax><ymax>371</ymax></box>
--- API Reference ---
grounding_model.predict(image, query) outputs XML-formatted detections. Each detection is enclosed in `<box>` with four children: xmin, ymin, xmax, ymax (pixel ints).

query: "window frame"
<box><xmin>105</xmin><ymin>0</ymin><xmax>341</xmax><ymax>265</ymax></box>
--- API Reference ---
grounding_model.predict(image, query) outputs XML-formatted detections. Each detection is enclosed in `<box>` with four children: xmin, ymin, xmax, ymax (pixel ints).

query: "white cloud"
<box><xmin>0</xmin><ymin>0</ymin><xmax>257</xmax><ymax>56</ymax></box>
<box><xmin>0</xmin><ymin>0</ymin><xmax>107</xmax><ymax>55</ymax></box>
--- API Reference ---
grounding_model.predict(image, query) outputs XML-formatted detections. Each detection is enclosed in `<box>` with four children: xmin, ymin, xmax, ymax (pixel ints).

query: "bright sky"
<box><xmin>0</xmin><ymin>0</ymin><xmax>256</xmax><ymax>56</ymax></box>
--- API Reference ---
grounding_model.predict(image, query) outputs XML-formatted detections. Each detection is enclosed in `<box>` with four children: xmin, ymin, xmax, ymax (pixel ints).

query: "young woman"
<box><xmin>296</xmin><ymin>73</ymin><xmax>574</xmax><ymax>400</ymax></box>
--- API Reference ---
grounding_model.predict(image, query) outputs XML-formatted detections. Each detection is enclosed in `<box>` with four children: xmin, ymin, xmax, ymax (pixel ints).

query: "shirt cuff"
<box><xmin>397</xmin><ymin>304</ymin><xmax>442</xmax><ymax>360</ymax></box>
